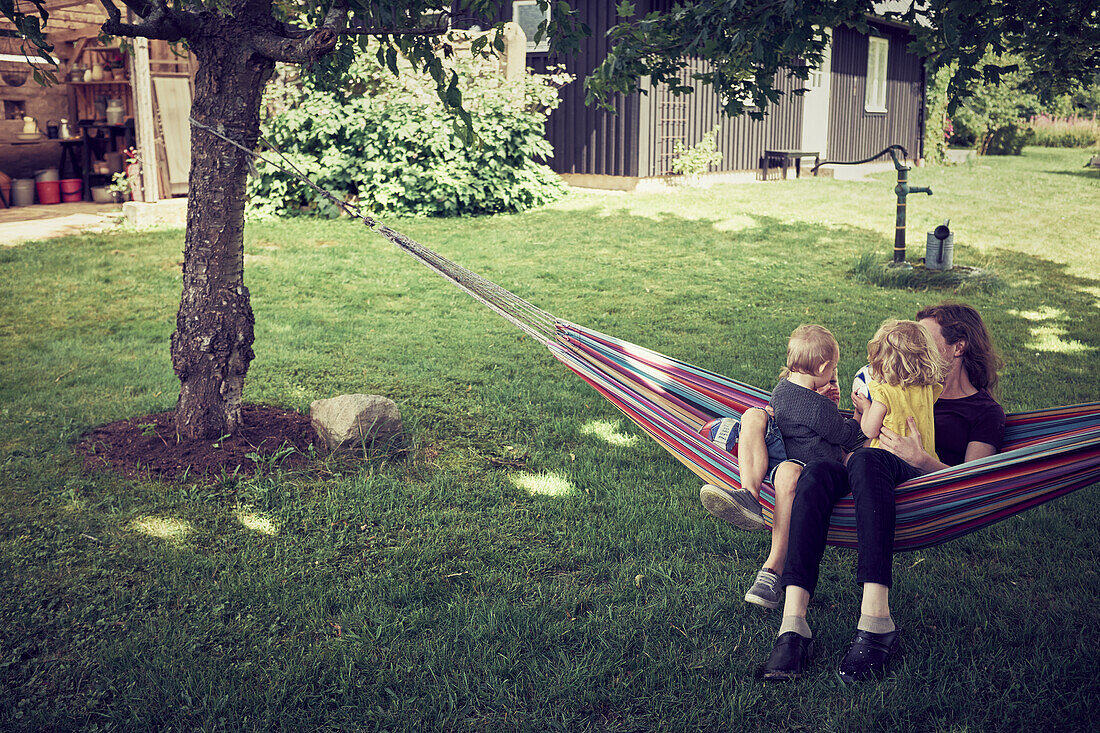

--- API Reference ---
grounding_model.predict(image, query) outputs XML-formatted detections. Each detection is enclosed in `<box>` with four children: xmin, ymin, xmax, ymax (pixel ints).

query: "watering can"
<box><xmin>926</xmin><ymin>220</ymin><xmax>954</xmax><ymax>270</ymax></box>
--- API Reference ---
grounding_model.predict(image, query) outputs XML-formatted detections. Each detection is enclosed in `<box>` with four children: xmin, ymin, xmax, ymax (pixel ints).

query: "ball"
<box><xmin>852</xmin><ymin>364</ymin><xmax>874</xmax><ymax>402</ymax></box>
<box><xmin>701</xmin><ymin>417</ymin><xmax>740</xmax><ymax>452</ymax></box>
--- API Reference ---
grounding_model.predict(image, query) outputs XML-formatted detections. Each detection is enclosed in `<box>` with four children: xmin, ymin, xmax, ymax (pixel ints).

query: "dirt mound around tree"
<box><xmin>79</xmin><ymin>404</ymin><xmax>319</xmax><ymax>482</ymax></box>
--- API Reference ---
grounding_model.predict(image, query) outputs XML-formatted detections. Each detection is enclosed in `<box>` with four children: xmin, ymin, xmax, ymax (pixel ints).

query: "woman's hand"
<box><xmin>877</xmin><ymin>417</ymin><xmax>946</xmax><ymax>474</ymax></box>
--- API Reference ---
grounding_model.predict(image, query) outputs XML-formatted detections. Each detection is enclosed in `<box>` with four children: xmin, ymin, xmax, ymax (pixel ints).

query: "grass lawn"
<box><xmin>1</xmin><ymin>146</ymin><xmax>1098</xmax><ymax>731</ymax></box>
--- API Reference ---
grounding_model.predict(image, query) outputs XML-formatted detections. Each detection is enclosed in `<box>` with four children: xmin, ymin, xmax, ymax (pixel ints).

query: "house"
<box><xmin>505</xmin><ymin>1</ymin><xmax>928</xmax><ymax>188</ymax></box>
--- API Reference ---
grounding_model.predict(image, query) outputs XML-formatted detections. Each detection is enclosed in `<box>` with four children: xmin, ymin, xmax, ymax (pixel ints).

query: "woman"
<box><xmin>761</xmin><ymin>302</ymin><xmax>1006</xmax><ymax>683</ymax></box>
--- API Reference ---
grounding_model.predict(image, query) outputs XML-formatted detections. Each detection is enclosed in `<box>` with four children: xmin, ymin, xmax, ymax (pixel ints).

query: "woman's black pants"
<box><xmin>782</xmin><ymin>448</ymin><xmax>920</xmax><ymax>596</ymax></box>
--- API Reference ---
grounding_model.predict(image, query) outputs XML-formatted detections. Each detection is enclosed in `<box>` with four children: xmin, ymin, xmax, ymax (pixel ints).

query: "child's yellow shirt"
<box><xmin>868</xmin><ymin>381</ymin><xmax>944</xmax><ymax>462</ymax></box>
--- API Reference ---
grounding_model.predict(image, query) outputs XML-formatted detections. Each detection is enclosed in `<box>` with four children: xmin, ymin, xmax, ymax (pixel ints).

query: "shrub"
<box><xmin>670</xmin><ymin>124</ymin><xmax>723</xmax><ymax>179</ymax></box>
<box><xmin>946</xmin><ymin>52</ymin><xmax>1040</xmax><ymax>155</ymax></box>
<box><xmin>923</xmin><ymin>64</ymin><xmax>953</xmax><ymax>164</ymax></box>
<box><xmin>248</xmin><ymin>48</ymin><xmax>572</xmax><ymax>218</ymax></box>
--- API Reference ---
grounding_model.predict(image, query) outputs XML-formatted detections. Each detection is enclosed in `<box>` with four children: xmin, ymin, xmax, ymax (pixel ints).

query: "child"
<box><xmin>854</xmin><ymin>319</ymin><xmax>944</xmax><ymax>460</ymax></box>
<box><xmin>700</xmin><ymin>324</ymin><xmax>866</xmax><ymax>609</ymax></box>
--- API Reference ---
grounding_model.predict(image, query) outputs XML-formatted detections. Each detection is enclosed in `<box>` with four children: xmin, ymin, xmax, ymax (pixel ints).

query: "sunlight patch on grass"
<box><xmin>1009</xmin><ymin>308</ymin><xmax>1095</xmax><ymax>354</ymax></box>
<box><xmin>1026</xmin><ymin>326</ymin><xmax>1093</xmax><ymax>354</ymax></box>
<box><xmin>580</xmin><ymin>419</ymin><xmax>639</xmax><ymax>448</ymax></box>
<box><xmin>237</xmin><ymin>509</ymin><xmax>279</xmax><ymax>536</ymax></box>
<box><xmin>712</xmin><ymin>215</ymin><xmax>756</xmax><ymax>232</ymax></box>
<box><xmin>1012</xmin><ymin>307</ymin><xmax>1063</xmax><ymax>321</ymax></box>
<box><xmin>129</xmin><ymin>515</ymin><xmax>192</xmax><ymax>542</ymax></box>
<box><xmin>511</xmin><ymin>471</ymin><xmax>574</xmax><ymax>497</ymax></box>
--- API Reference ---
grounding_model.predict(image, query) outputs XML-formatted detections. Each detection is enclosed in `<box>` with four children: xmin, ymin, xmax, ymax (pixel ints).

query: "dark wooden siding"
<box><xmin>640</xmin><ymin>60</ymin><xmax>804</xmax><ymax>176</ymax></box>
<box><xmin>524</xmin><ymin>2</ymin><xmax>640</xmax><ymax>176</ymax></box>
<box><xmin>503</xmin><ymin>5</ymin><xmax>925</xmax><ymax>177</ymax></box>
<box><xmin>826</xmin><ymin>22</ymin><xmax>925</xmax><ymax>163</ymax></box>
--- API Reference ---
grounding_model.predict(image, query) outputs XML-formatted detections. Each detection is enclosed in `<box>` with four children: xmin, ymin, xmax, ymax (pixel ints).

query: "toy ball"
<box><xmin>852</xmin><ymin>365</ymin><xmax>874</xmax><ymax>401</ymax></box>
<box><xmin>701</xmin><ymin>417</ymin><xmax>741</xmax><ymax>451</ymax></box>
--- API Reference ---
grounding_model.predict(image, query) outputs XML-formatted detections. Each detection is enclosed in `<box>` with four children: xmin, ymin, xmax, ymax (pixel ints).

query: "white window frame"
<box><xmin>864</xmin><ymin>35</ymin><xmax>888</xmax><ymax>113</ymax></box>
<box><xmin>513</xmin><ymin>0</ymin><xmax>551</xmax><ymax>53</ymax></box>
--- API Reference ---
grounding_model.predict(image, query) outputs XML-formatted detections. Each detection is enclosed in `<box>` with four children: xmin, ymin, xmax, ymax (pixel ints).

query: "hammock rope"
<box><xmin>190</xmin><ymin>119</ymin><xmax>1100</xmax><ymax>551</ymax></box>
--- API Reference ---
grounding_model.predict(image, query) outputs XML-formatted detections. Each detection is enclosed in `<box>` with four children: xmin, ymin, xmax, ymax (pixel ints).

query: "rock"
<box><xmin>309</xmin><ymin>394</ymin><xmax>403</xmax><ymax>453</ymax></box>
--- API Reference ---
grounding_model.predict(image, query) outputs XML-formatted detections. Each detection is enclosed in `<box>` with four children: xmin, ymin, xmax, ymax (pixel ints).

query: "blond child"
<box><xmin>701</xmin><ymin>325</ymin><xmax>866</xmax><ymax>609</ymax></box>
<box><xmin>854</xmin><ymin>320</ymin><xmax>944</xmax><ymax>460</ymax></box>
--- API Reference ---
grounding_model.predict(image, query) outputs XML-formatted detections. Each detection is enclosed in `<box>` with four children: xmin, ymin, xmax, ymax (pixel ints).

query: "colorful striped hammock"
<box><xmin>375</xmin><ymin>224</ymin><xmax>1100</xmax><ymax>551</ymax></box>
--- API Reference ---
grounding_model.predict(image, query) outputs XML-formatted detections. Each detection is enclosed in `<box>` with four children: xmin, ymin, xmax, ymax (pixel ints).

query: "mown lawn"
<box><xmin>1</xmin><ymin>146</ymin><xmax>1098</xmax><ymax>731</ymax></box>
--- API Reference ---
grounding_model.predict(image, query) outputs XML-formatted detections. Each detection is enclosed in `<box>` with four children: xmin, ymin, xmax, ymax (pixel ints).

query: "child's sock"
<box><xmin>778</xmin><ymin>615</ymin><xmax>811</xmax><ymax>639</ymax></box>
<box><xmin>856</xmin><ymin>613</ymin><xmax>896</xmax><ymax>635</ymax></box>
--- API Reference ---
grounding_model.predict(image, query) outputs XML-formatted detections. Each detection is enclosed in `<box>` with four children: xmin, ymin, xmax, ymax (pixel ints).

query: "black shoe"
<box><xmin>760</xmin><ymin>631</ymin><xmax>814</xmax><ymax>681</ymax></box>
<box><xmin>836</xmin><ymin>628</ymin><xmax>901</xmax><ymax>684</ymax></box>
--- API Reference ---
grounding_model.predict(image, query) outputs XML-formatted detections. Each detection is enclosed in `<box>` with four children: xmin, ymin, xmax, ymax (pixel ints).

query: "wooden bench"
<box><xmin>760</xmin><ymin>149</ymin><xmax>820</xmax><ymax>181</ymax></box>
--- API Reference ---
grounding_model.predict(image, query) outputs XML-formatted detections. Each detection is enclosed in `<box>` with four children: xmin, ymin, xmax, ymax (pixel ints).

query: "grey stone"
<box><xmin>309</xmin><ymin>394</ymin><xmax>403</xmax><ymax>453</ymax></box>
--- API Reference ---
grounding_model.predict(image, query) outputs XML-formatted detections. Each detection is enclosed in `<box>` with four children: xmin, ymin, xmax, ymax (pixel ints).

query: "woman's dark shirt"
<box><xmin>933</xmin><ymin>389</ymin><xmax>1005</xmax><ymax>467</ymax></box>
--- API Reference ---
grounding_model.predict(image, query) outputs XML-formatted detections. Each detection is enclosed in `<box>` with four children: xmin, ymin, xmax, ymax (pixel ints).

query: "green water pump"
<box><xmin>813</xmin><ymin>144</ymin><xmax>931</xmax><ymax>266</ymax></box>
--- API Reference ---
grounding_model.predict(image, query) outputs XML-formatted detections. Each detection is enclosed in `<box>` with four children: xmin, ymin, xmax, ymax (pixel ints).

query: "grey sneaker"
<box><xmin>745</xmin><ymin>568</ymin><xmax>783</xmax><ymax>609</ymax></box>
<box><xmin>699</xmin><ymin>484</ymin><xmax>766</xmax><ymax>531</ymax></box>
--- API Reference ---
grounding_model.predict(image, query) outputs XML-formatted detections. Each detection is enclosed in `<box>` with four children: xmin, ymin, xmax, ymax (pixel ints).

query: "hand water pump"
<box><xmin>812</xmin><ymin>145</ymin><xmax>931</xmax><ymax>266</ymax></box>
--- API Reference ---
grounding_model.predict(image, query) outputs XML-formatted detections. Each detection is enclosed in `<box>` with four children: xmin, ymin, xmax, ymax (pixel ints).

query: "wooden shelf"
<box><xmin>69</xmin><ymin>80</ymin><xmax>131</xmax><ymax>86</ymax></box>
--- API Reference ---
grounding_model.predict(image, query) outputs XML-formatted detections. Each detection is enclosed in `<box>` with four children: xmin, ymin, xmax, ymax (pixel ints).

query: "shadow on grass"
<box><xmin>1</xmin><ymin>207</ymin><xmax>1099</xmax><ymax>731</ymax></box>
<box><xmin>1043</xmin><ymin>168</ymin><xmax>1100</xmax><ymax>179</ymax></box>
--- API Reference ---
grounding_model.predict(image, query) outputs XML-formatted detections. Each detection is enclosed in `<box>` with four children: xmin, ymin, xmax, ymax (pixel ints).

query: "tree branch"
<box><xmin>99</xmin><ymin>0</ymin><xmax>199</xmax><ymax>42</ymax></box>
<box><xmin>250</xmin><ymin>0</ymin><xmax>348</xmax><ymax>63</ymax></box>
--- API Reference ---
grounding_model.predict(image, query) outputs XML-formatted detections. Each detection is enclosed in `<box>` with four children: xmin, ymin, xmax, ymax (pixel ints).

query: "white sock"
<box><xmin>857</xmin><ymin>613</ymin><xmax>896</xmax><ymax>635</ymax></box>
<box><xmin>778</xmin><ymin>615</ymin><xmax>811</xmax><ymax>639</ymax></box>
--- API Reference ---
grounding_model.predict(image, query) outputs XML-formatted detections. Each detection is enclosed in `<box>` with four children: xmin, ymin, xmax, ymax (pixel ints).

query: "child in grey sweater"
<box><xmin>700</xmin><ymin>324</ymin><xmax>865</xmax><ymax>608</ymax></box>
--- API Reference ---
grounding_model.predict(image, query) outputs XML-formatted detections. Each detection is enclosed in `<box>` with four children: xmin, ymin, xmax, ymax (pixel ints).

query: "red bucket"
<box><xmin>36</xmin><ymin>180</ymin><xmax>61</xmax><ymax>205</ymax></box>
<box><xmin>59</xmin><ymin>178</ymin><xmax>82</xmax><ymax>203</ymax></box>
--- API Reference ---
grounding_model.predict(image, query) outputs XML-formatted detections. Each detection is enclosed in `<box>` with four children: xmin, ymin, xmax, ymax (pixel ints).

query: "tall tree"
<box><xmin>4</xmin><ymin>0</ymin><xmax>1097</xmax><ymax>440</ymax></box>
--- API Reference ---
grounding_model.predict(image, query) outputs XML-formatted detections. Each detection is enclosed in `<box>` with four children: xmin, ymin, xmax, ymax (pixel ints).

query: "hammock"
<box><xmin>188</xmin><ymin>119</ymin><xmax>1099</xmax><ymax>552</ymax></box>
<box><xmin>376</xmin><ymin>225</ymin><xmax>1100</xmax><ymax>551</ymax></box>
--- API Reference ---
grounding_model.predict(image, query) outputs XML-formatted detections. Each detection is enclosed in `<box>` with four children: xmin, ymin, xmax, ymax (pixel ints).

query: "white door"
<box><xmin>800</xmin><ymin>28</ymin><xmax>832</xmax><ymax>157</ymax></box>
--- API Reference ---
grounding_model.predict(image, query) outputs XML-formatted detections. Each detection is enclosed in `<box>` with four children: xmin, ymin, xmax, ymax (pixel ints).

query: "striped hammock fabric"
<box><xmin>377</xmin><ymin>225</ymin><xmax>1100</xmax><ymax>551</ymax></box>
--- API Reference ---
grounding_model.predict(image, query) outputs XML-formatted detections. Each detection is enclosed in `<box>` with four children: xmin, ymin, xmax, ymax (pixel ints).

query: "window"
<box><xmin>865</xmin><ymin>36</ymin><xmax>888</xmax><ymax>113</ymax></box>
<box><xmin>513</xmin><ymin>0</ymin><xmax>550</xmax><ymax>53</ymax></box>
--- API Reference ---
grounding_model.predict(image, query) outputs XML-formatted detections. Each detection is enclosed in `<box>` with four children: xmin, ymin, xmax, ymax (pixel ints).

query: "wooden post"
<box><xmin>131</xmin><ymin>37</ymin><xmax>161</xmax><ymax>202</ymax></box>
<box><xmin>501</xmin><ymin>22</ymin><xmax>526</xmax><ymax>81</ymax></box>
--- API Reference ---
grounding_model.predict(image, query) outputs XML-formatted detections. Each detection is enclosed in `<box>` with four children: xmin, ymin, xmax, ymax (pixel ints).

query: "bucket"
<box><xmin>34</xmin><ymin>168</ymin><xmax>59</xmax><ymax>183</ymax></box>
<box><xmin>90</xmin><ymin>186</ymin><xmax>114</xmax><ymax>204</ymax></box>
<box><xmin>925</xmin><ymin>225</ymin><xmax>954</xmax><ymax>271</ymax></box>
<box><xmin>36</xmin><ymin>180</ymin><xmax>62</xmax><ymax>205</ymax></box>
<box><xmin>60</xmin><ymin>178</ymin><xmax>83</xmax><ymax>203</ymax></box>
<box><xmin>12</xmin><ymin>178</ymin><xmax>36</xmax><ymax>207</ymax></box>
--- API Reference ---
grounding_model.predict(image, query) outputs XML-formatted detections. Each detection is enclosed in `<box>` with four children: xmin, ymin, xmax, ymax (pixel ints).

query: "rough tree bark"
<box><xmin>169</xmin><ymin>17</ymin><xmax>268</xmax><ymax>440</ymax></box>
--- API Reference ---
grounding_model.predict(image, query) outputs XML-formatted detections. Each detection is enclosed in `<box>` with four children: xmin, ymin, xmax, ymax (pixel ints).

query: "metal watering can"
<box><xmin>926</xmin><ymin>220</ymin><xmax>954</xmax><ymax>270</ymax></box>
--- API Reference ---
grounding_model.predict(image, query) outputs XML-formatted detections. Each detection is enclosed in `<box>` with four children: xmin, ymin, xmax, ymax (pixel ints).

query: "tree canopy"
<box><xmin>6</xmin><ymin>2</ymin><xmax>1099</xmax><ymax>119</ymax></box>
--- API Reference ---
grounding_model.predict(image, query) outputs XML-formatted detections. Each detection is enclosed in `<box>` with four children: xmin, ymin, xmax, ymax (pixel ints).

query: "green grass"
<box><xmin>1</xmin><ymin>146</ymin><xmax>1098</xmax><ymax>731</ymax></box>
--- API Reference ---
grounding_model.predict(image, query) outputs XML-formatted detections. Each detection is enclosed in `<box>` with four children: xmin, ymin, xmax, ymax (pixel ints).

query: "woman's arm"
<box><xmin>963</xmin><ymin>441</ymin><xmax>997</xmax><ymax>463</ymax></box>
<box><xmin>877</xmin><ymin>417</ymin><xmax>946</xmax><ymax>474</ymax></box>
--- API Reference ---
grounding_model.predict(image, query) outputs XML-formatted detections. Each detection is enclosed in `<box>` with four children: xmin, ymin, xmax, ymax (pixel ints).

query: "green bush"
<box><xmin>946</xmin><ymin>52</ymin><xmax>1040</xmax><ymax>155</ymax></box>
<box><xmin>248</xmin><ymin>50</ymin><xmax>571</xmax><ymax>218</ymax></box>
<box><xmin>984</xmin><ymin>124</ymin><xmax>1034</xmax><ymax>155</ymax></box>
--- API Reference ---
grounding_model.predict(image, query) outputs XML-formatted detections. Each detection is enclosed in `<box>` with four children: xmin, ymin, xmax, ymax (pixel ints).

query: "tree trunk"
<box><xmin>170</xmin><ymin>23</ymin><xmax>272</xmax><ymax>439</ymax></box>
